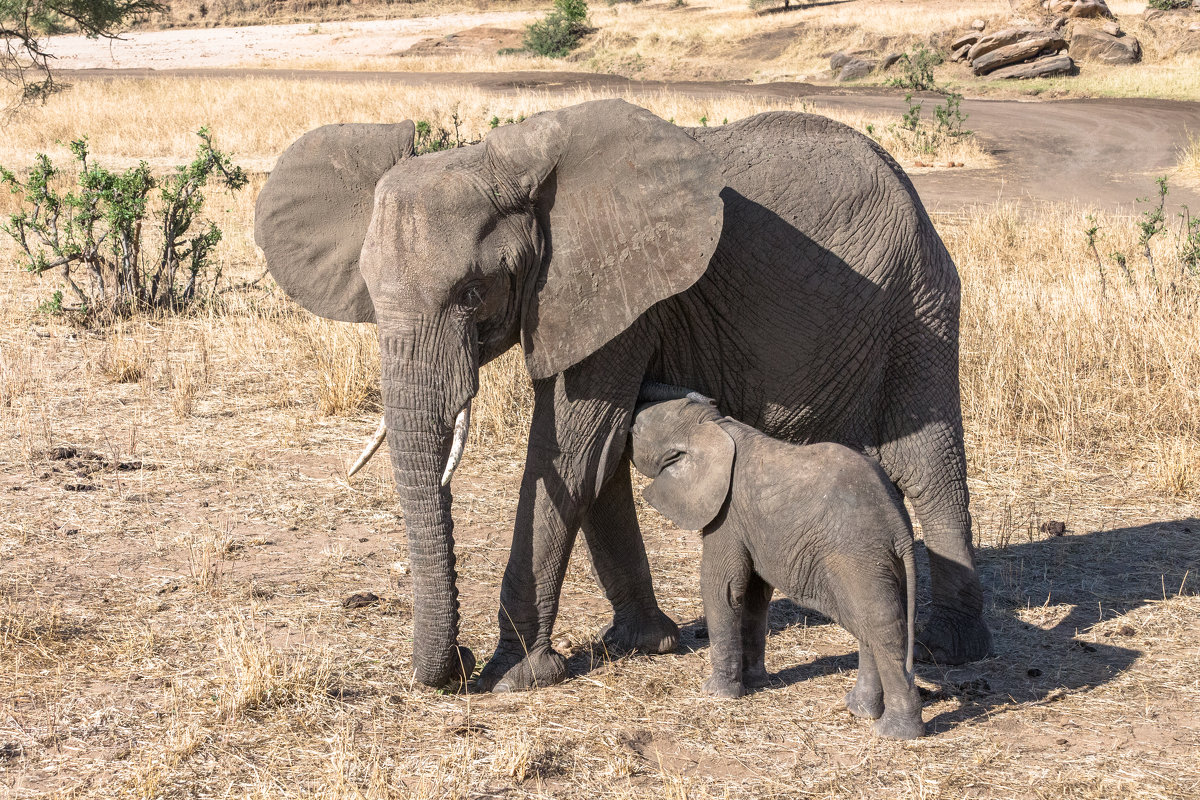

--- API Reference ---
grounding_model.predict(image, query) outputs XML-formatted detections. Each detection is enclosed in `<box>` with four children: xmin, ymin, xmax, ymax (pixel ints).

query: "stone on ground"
<box><xmin>1070</xmin><ymin>25</ymin><xmax>1142</xmax><ymax>64</ymax></box>
<box><xmin>988</xmin><ymin>53</ymin><xmax>1076</xmax><ymax>78</ymax></box>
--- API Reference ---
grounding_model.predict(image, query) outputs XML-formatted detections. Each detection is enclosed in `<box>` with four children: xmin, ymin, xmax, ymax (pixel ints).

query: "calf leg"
<box><xmin>700</xmin><ymin>530</ymin><xmax>752</xmax><ymax>698</ymax></box>
<box><xmin>739</xmin><ymin>573</ymin><xmax>773</xmax><ymax>688</ymax></box>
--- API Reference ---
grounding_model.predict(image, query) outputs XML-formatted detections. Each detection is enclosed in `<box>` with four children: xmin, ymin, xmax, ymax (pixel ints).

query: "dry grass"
<box><xmin>1182</xmin><ymin>133</ymin><xmax>1200</xmax><ymax>183</ymax></box>
<box><xmin>2</xmin><ymin>77</ymin><xmax>1200</xmax><ymax>798</ymax></box>
<box><xmin>0</xmin><ymin>76</ymin><xmax>990</xmax><ymax>179</ymax></box>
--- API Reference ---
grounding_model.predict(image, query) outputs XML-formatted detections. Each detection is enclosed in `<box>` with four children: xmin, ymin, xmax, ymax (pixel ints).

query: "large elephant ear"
<box><xmin>254</xmin><ymin>122</ymin><xmax>416</xmax><ymax>324</ymax></box>
<box><xmin>485</xmin><ymin>99</ymin><xmax>726</xmax><ymax>380</ymax></box>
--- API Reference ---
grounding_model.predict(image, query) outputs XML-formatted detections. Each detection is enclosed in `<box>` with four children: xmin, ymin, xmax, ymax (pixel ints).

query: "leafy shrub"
<box><xmin>1</xmin><ymin>128</ymin><xmax>247</xmax><ymax>318</ymax></box>
<box><xmin>893</xmin><ymin>91</ymin><xmax>972</xmax><ymax>156</ymax></box>
<box><xmin>524</xmin><ymin>0</ymin><xmax>590</xmax><ymax>58</ymax></box>
<box><xmin>1146</xmin><ymin>0</ymin><xmax>1190</xmax><ymax>9</ymax></box>
<box><xmin>748</xmin><ymin>0</ymin><xmax>795</xmax><ymax>10</ymax></box>
<box><xmin>888</xmin><ymin>45</ymin><xmax>944</xmax><ymax>92</ymax></box>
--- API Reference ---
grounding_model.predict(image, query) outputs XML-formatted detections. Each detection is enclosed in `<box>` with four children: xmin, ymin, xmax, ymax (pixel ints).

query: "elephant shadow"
<box><xmin>665</xmin><ymin>518</ymin><xmax>1198</xmax><ymax>732</ymax></box>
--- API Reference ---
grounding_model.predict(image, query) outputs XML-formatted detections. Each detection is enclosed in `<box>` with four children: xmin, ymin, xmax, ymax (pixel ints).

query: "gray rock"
<box><xmin>988</xmin><ymin>54</ymin><xmax>1076</xmax><ymax>79</ymax></box>
<box><xmin>829</xmin><ymin>50</ymin><xmax>874</xmax><ymax>70</ymax></box>
<box><xmin>951</xmin><ymin>43</ymin><xmax>973</xmax><ymax>62</ymax></box>
<box><xmin>967</xmin><ymin>27</ymin><xmax>1058</xmax><ymax>61</ymax></box>
<box><xmin>1046</xmin><ymin>0</ymin><xmax>1113</xmax><ymax>18</ymax></box>
<box><xmin>1070</xmin><ymin>25</ymin><xmax>1141</xmax><ymax>64</ymax></box>
<box><xmin>838</xmin><ymin>58</ymin><xmax>876</xmax><ymax>81</ymax></box>
<box><xmin>950</xmin><ymin>32</ymin><xmax>980</xmax><ymax>51</ymax></box>
<box><xmin>972</xmin><ymin>36</ymin><xmax>1065</xmax><ymax>75</ymax></box>
<box><xmin>880</xmin><ymin>52</ymin><xmax>904</xmax><ymax>70</ymax></box>
<box><xmin>972</xmin><ymin>18</ymin><xmax>987</xmax><ymax>31</ymax></box>
<box><xmin>1101</xmin><ymin>20</ymin><xmax>1121</xmax><ymax>36</ymax></box>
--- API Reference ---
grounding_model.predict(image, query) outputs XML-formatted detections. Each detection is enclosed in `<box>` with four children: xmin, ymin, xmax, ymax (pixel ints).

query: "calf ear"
<box><xmin>643</xmin><ymin>423</ymin><xmax>735</xmax><ymax>531</ymax></box>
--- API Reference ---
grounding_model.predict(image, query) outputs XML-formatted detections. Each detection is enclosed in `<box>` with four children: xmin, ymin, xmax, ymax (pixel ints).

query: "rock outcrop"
<box><xmin>1070</xmin><ymin>24</ymin><xmax>1142</xmax><ymax>64</ymax></box>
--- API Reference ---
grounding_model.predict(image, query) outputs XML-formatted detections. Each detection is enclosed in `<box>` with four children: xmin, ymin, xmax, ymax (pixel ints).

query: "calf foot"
<box><xmin>477</xmin><ymin>643</ymin><xmax>568</xmax><ymax>693</ymax></box>
<box><xmin>701</xmin><ymin>675</ymin><xmax>746</xmax><ymax>698</ymax></box>
<box><xmin>844</xmin><ymin>685</ymin><xmax>885</xmax><ymax>720</ymax></box>
<box><xmin>917</xmin><ymin>608</ymin><xmax>993</xmax><ymax>665</ymax></box>
<box><xmin>742</xmin><ymin>664</ymin><xmax>770</xmax><ymax>689</ymax></box>
<box><xmin>871</xmin><ymin>706</ymin><xmax>925</xmax><ymax>740</ymax></box>
<box><xmin>602</xmin><ymin>607</ymin><xmax>680</xmax><ymax>655</ymax></box>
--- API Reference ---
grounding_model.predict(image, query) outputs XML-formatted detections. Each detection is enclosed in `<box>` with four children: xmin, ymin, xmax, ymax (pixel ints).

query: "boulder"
<box><xmin>829</xmin><ymin>50</ymin><xmax>874</xmax><ymax>70</ymax></box>
<box><xmin>838</xmin><ymin>58</ymin><xmax>876</xmax><ymax>81</ymax></box>
<box><xmin>951</xmin><ymin>43</ymin><xmax>973</xmax><ymax>62</ymax></box>
<box><xmin>880</xmin><ymin>52</ymin><xmax>904</xmax><ymax>70</ymax></box>
<box><xmin>1046</xmin><ymin>0</ymin><xmax>1113</xmax><ymax>18</ymax></box>
<box><xmin>988</xmin><ymin>54</ymin><xmax>1076</xmax><ymax>78</ymax></box>
<box><xmin>1101</xmin><ymin>20</ymin><xmax>1121</xmax><ymax>36</ymax></box>
<box><xmin>972</xmin><ymin>18</ymin><xmax>987</xmax><ymax>31</ymax></box>
<box><xmin>950</xmin><ymin>32</ymin><xmax>981</xmax><ymax>50</ymax></box>
<box><xmin>972</xmin><ymin>36</ymin><xmax>1065</xmax><ymax>74</ymax></box>
<box><xmin>967</xmin><ymin>27</ymin><xmax>1058</xmax><ymax>61</ymax></box>
<box><xmin>1071</xmin><ymin>25</ymin><xmax>1142</xmax><ymax>64</ymax></box>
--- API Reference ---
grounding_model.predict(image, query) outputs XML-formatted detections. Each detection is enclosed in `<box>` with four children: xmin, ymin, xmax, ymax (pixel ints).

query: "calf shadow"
<box><xmin>663</xmin><ymin>518</ymin><xmax>1199</xmax><ymax>732</ymax></box>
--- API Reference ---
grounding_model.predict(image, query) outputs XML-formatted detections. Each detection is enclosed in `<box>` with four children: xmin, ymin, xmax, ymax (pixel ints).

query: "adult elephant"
<box><xmin>255</xmin><ymin>100</ymin><xmax>990</xmax><ymax>691</ymax></box>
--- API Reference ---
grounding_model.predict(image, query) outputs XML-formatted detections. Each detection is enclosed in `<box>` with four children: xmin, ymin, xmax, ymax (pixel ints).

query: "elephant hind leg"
<box><xmin>582</xmin><ymin>455</ymin><xmax>680</xmax><ymax>656</ymax></box>
<box><xmin>877</xmin><ymin>328</ymin><xmax>992</xmax><ymax>665</ymax></box>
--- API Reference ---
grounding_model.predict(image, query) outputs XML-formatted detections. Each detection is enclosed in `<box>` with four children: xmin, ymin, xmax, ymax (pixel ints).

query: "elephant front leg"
<box><xmin>477</xmin><ymin>362</ymin><xmax>644</xmax><ymax>693</ymax></box>
<box><xmin>582</xmin><ymin>456</ymin><xmax>679</xmax><ymax>656</ymax></box>
<box><xmin>700</xmin><ymin>531</ymin><xmax>751</xmax><ymax>699</ymax></box>
<box><xmin>739</xmin><ymin>573</ymin><xmax>772</xmax><ymax>688</ymax></box>
<box><xmin>476</xmin><ymin>455</ymin><xmax>579</xmax><ymax>692</ymax></box>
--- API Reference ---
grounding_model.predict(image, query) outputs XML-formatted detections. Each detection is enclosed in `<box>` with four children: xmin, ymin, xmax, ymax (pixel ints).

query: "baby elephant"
<box><xmin>629</xmin><ymin>394</ymin><xmax>924</xmax><ymax>739</ymax></box>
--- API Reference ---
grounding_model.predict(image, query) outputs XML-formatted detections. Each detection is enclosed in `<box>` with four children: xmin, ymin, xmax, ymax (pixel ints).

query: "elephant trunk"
<box><xmin>381</xmin><ymin>344</ymin><xmax>477</xmax><ymax>688</ymax></box>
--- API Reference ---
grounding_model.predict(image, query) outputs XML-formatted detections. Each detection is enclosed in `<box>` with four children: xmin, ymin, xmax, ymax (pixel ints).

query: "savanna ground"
<box><xmin>3</xmin><ymin>1</ymin><xmax>1200</xmax><ymax>797</ymax></box>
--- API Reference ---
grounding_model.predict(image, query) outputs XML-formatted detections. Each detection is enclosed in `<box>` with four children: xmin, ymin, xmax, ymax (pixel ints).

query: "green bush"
<box><xmin>0</xmin><ymin>128</ymin><xmax>247</xmax><ymax>318</ymax></box>
<box><xmin>887</xmin><ymin>45</ymin><xmax>944</xmax><ymax>92</ymax></box>
<box><xmin>1146</xmin><ymin>0</ymin><xmax>1190</xmax><ymax>9</ymax></box>
<box><xmin>524</xmin><ymin>0</ymin><xmax>590</xmax><ymax>58</ymax></box>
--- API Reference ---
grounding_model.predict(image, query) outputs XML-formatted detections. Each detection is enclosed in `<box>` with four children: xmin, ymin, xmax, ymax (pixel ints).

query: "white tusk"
<box><xmin>347</xmin><ymin>416</ymin><xmax>388</xmax><ymax>478</ymax></box>
<box><xmin>440</xmin><ymin>401</ymin><xmax>471</xmax><ymax>487</ymax></box>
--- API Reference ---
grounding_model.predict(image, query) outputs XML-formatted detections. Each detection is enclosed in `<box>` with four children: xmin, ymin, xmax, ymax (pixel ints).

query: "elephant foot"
<box><xmin>742</xmin><ymin>663</ymin><xmax>771</xmax><ymax>689</ymax></box>
<box><xmin>701</xmin><ymin>674</ymin><xmax>746</xmax><ymax>698</ymax></box>
<box><xmin>916</xmin><ymin>608</ymin><xmax>993</xmax><ymax>665</ymax></box>
<box><xmin>844</xmin><ymin>686</ymin><xmax>884</xmax><ymax>720</ymax></box>
<box><xmin>601</xmin><ymin>607</ymin><xmax>680</xmax><ymax>655</ymax></box>
<box><xmin>871</xmin><ymin>706</ymin><xmax>925</xmax><ymax>740</ymax></box>
<box><xmin>477</xmin><ymin>643</ymin><xmax>567</xmax><ymax>693</ymax></box>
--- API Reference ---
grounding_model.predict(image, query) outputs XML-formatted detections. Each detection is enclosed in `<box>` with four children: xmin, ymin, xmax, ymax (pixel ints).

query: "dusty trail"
<box><xmin>62</xmin><ymin>67</ymin><xmax>1200</xmax><ymax>211</ymax></box>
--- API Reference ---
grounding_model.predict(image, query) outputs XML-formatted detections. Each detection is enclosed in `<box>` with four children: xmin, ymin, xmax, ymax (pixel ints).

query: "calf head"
<box><xmin>630</xmin><ymin>397</ymin><xmax>735</xmax><ymax>531</ymax></box>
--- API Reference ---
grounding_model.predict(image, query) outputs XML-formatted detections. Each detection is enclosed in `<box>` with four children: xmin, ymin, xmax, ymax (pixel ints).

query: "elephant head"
<box><xmin>629</xmin><ymin>396</ymin><xmax>735</xmax><ymax>531</ymax></box>
<box><xmin>254</xmin><ymin>100</ymin><xmax>725</xmax><ymax>688</ymax></box>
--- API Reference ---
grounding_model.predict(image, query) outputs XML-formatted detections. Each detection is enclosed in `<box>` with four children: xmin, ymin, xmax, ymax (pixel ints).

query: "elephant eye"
<box><xmin>660</xmin><ymin>449</ymin><xmax>685</xmax><ymax>472</ymax></box>
<box><xmin>459</xmin><ymin>283</ymin><xmax>484</xmax><ymax>310</ymax></box>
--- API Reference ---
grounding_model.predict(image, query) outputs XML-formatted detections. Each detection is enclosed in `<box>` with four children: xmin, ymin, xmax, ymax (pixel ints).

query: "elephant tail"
<box><xmin>900</xmin><ymin>536</ymin><xmax>917</xmax><ymax>678</ymax></box>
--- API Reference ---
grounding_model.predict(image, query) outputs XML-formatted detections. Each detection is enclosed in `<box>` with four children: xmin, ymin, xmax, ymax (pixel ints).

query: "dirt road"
<box><xmin>63</xmin><ymin>67</ymin><xmax>1200</xmax><ymax>212</ymax></box>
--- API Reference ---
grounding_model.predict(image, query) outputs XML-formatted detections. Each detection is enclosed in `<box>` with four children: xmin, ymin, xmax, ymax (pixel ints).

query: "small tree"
<box><xmin>0</xmin><ymin>0</ymin><xmax>163</xmax><ymax>101</ymax></box>
<box><xmin>524</xmin><ymin>0</ymin><xmax>590</xmax><ymax>58</ymax></box>
<box><xmin>1</xmin><ymin>128</ymin><xmax>248</xmax><ymax>317</ymax></box>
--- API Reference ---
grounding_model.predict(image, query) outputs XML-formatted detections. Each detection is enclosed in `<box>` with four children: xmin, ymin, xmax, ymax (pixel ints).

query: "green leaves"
<box><xmin>523</xmin><ymin>0</ymin><xmax>590</xmax><ymax>58</ymax></box>
<box><xmin>0</xmin><ymin>128</ymin><xmax>247</xmax><ymax>318</ymax></box>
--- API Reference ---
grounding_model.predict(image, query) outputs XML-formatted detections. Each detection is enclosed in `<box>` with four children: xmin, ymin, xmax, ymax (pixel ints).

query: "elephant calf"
<box><xmin>629</xmin><ymin>393</ymin><xmax>924</xmax><ymax>739</ymax></box>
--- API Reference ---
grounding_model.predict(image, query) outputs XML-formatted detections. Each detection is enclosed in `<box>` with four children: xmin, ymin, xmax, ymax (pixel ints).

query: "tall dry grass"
<box><xmin>0</xmin><ymin>77</ymin><xmax>989</xmax><ymax>178</ymax></box>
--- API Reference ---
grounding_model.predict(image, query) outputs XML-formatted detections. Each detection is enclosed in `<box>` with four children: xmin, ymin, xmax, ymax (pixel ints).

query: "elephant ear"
<box><xmin>642</xmin><ymin>422</ymin><xmax>735</xmax><ymax>531</ymax></box>
<box><xmin>254</xmin><ymin>122</ymin><xmax>416</xmax><ymax>324</ymax></box>
<box><xmin>484</xmin><ymin>99</ymin><xmax>726</xmax><ymax>380</ymax></box>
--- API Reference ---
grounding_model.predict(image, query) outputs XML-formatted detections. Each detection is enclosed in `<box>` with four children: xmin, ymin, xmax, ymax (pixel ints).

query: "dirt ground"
<box><xmin>3</xmin><ymin>4</ymin><xmax>1200</xmax><ymax>798</ymax></box>
<box><xmin>48</xmin><ymin>12</ymin><xmax>537</xmax><ymax>70</ymax></box>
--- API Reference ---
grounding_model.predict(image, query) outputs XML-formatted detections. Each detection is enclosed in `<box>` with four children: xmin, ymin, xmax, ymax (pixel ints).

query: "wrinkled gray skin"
<box><xmin>630</xmin><ymin>396</ymin><xmax>923</xmax><ymax>740</ymax></box>
<box><xmin>254</xmin><ymin>100</ymin><xmax>989</xmax><ymax>692</ymax></box>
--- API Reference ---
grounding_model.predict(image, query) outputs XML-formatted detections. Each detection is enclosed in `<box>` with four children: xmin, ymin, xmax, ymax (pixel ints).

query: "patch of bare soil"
<box><xmin>402</xmin><ymin>24</ymin><xmax>526</xmax><ymax>58</ymax></box>
<box><xmin>46</xmin><ymin>12</ymin><xmax>534</xmax><ymax>70</ymax></box>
